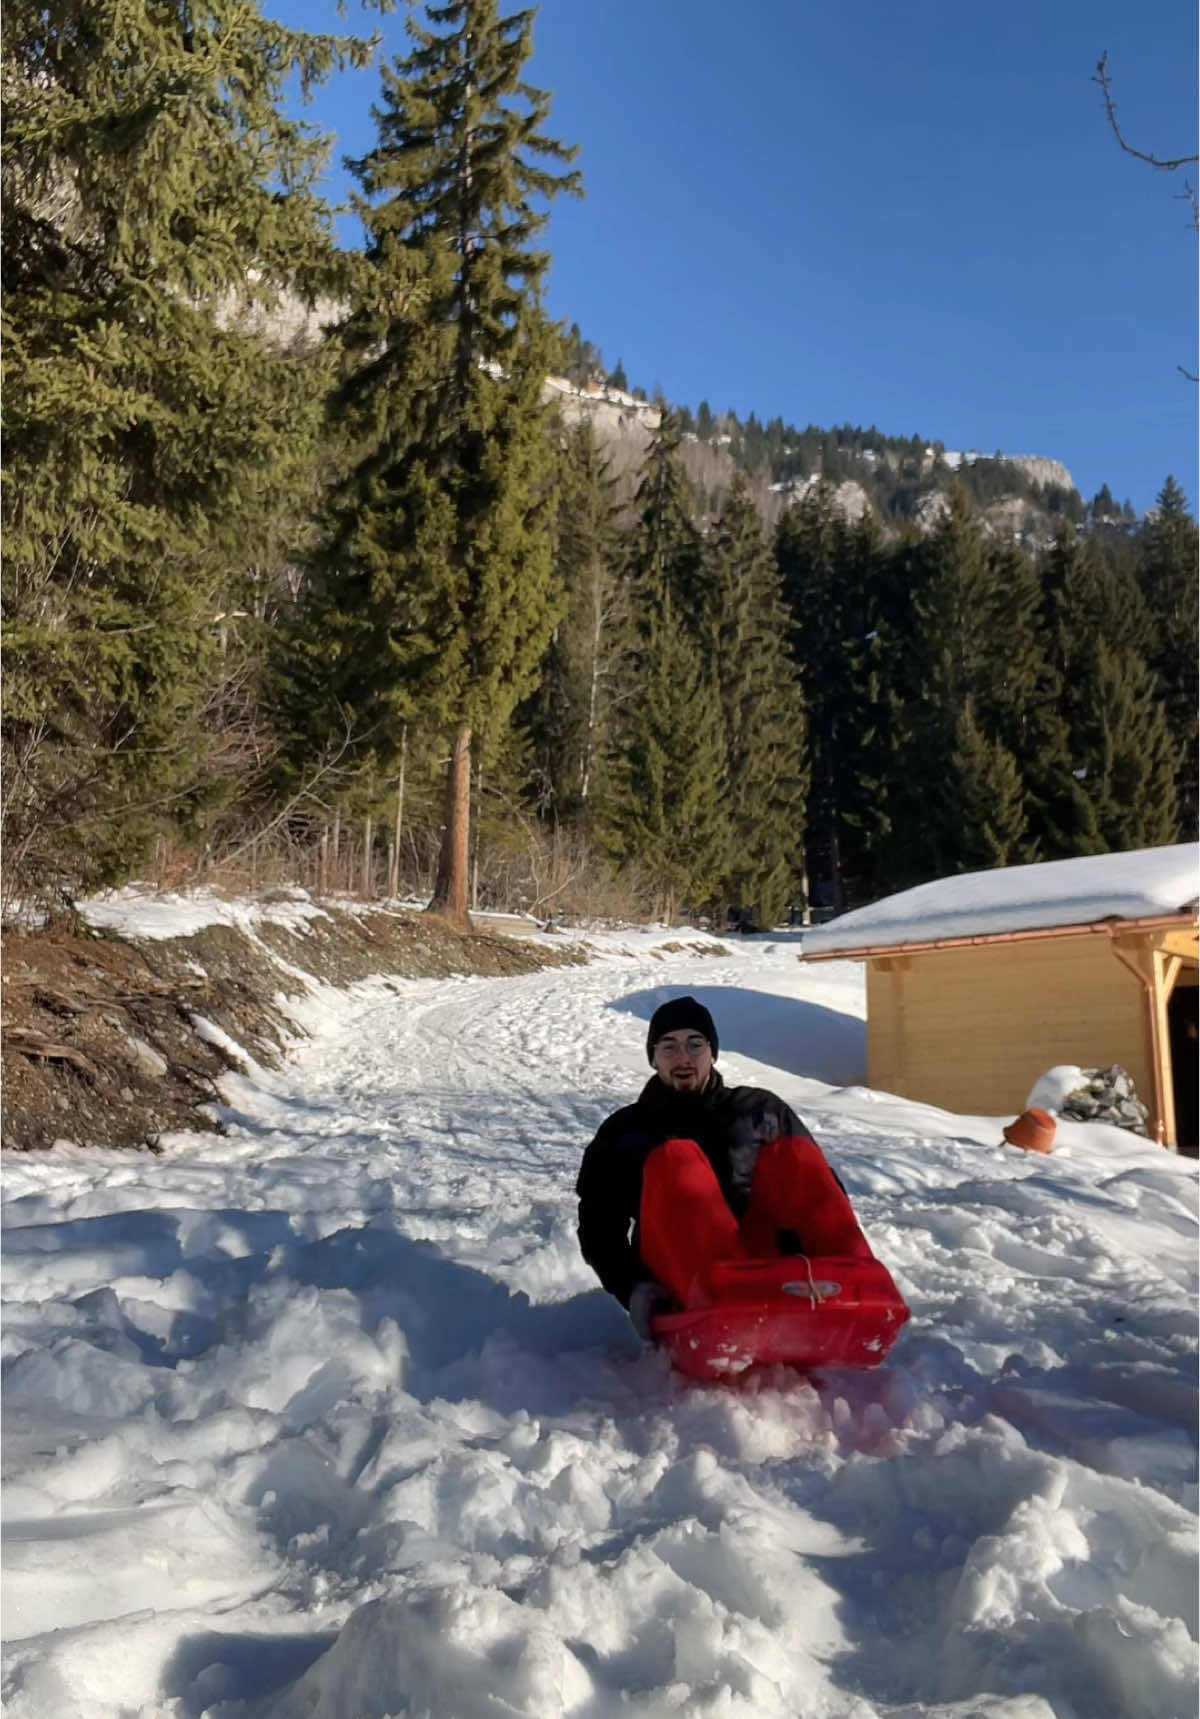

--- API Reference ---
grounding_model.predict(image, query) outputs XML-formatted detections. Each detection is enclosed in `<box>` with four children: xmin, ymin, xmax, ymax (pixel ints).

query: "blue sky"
<box><xmin>272</xmin><ymin>0</ymin><xmax>1197</xmax><ymax>515</ymax></box>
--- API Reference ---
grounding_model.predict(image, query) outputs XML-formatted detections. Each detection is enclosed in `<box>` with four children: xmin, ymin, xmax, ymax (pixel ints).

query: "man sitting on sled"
<box><xmin>576</xmin><ymin>996</ymin><xmax>874</xmax><ymax>1343</ymax></box>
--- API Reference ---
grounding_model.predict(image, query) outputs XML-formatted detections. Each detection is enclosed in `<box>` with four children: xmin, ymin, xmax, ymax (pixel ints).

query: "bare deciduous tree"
<box><xmin>1094</xmin><ymin>51</ymin><xmax>1198</xmax><ymax>381</ymax></box>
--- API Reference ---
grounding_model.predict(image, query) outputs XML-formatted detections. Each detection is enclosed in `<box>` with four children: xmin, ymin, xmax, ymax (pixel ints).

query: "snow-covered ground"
<box><xmin>3</xmin><ymin>926</ymin><xmax>1197</xmax><ymax>1719</ymax></box>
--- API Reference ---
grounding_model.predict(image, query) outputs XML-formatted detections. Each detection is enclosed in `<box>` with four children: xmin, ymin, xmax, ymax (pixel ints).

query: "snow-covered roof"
<box><xmin>800</xmin><ymin>843</ymin><xmax>1200</xmax><ymax>960</ymax></box>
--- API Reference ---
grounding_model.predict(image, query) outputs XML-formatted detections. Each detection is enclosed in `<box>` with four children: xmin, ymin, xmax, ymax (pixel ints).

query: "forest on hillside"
<box><xmin>561</xmin><ymin>326</ymin><xmax>1102</xmax><ymax>529</ymax></box>
<box><xmin>4</xmin><ymin>0</ymin><xmax>1197</xmax><ymax>930</ymax></box>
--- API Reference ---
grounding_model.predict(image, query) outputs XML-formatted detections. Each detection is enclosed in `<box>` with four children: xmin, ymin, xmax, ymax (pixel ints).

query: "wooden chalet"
<box><xmin>798</xmin><ymin>845</ymin><xmax>1199</xmax><ymax>1149</ymax></box>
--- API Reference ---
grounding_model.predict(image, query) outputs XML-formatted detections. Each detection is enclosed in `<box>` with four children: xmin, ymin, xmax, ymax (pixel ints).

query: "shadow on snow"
<box><xmin>611</xmin><ymin>984</ymin><xmax>865</xmax><ymax>1086</ymax></box>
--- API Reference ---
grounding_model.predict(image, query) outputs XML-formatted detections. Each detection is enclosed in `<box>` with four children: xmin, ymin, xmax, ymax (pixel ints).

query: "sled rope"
<box><xmin>784</xmin><ymin>1252</ymin><xmax>844</xmax><ymax>1307</ymax></box>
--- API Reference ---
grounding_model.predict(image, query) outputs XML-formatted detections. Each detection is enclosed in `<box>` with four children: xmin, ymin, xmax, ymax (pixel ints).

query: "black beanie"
<box><xmin>646</xmin><ymin>996</ymin><xmax>718</xmax><ymax>1063</ymax></box>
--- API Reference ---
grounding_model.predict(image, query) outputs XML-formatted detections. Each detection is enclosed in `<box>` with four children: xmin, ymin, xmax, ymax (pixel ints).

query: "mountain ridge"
<box><xmin>220</xmin><ymin>283</ymin><xmax>1093</xmax><ymax>540</ymax></box>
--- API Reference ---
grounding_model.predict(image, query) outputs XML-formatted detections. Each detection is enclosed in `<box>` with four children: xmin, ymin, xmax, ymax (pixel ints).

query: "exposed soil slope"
<box><xmin>1</xmin><ymin>899</ymin><xmax>584</xmax><ymax>1152</ymax></box>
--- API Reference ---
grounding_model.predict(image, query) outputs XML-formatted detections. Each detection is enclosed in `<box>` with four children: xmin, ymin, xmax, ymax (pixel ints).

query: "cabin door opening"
<box><xmin>1167</xmin><ymin>979</ymin><xmax>1198</xmax><ymax>1155</ymax></box>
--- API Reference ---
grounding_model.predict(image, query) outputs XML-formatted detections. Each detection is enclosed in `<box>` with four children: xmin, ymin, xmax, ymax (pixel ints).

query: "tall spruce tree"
<box><xmin>522</xmin><ymin>420</ymin><xmax>625</xmax><ymax>819</ymax></box>
<box><xmin>593</xmin><ymin>418</ymin><xmax>732</xmax><ymax>911</ymax></box>
<box><xmin>1136</xmin><ymin>477</ymin><xmax>1198</xmax><ymax>835</ymax></box>
<box><xmin>598</xmin><ymin>602</ymin><xmax>731</xmax><ymax>922</ymax></box>
<box><xmin>699</xmin><ymin>476</ymin><xmax>808</xmax><ymax>926</ymax></box>
<box><xmin>1014</xmin><ymin>679</ymin><xmax>1103</xmax><ymax>862</ymax></box>
<box><xmin>972</xmin><ymin>536</ymin><xmax>1090</xmax><ymax>864</ymax></box>
<box><xmin>273</xmin><ymin>247</ymin><xmax>440</xmax><ymax>825</ymax></box>
<box><xmin>2</xmin><ymin>0</ymin><xmax>364</xmax><ymax>901</ymax></box>
<box><xmin>1074</xmin><ymin>643</ymin><xmax>1180</xmax><ymax>848</ymax></box>
<box><xmin>774</xmin><ymin>483</ymin><xmax>845</xmax><ymax>909</ymax></box>
<box><xmin>993</xmin><ymin>529</ymin><xmax>1096</xmax><ymax>859</ymax></box>
<box><xmin>775</xmin><ymin>485</ymin><xmax>892</xmax><ymax>910</ymax></box>
<box><xmin>626</xmin><ymin>411</ymin><xmax>703</xmax><ymax>610</ymax></box>
<box><xmin>1040</xmin><ymin>528</ymin><xmax>1177</xmax><ymax>850</ymax></box>
<box><xmin>833</xmin><ymin>510</ymin><xmax>899</xmax><ymax>904</ymax></box>
<box><xmin>886</xmin><ymin>489</ymin><xmax>1024</xmax><ymax>882</ymax></box>
<box><xmin>951</xmin><ymin>703</ymin><xmax>1029</xmax><ymax>870</ymax></box>
<box><xmin>317</xmin><ymin>0</ymin><xmax>580</xmax><ymax>926</ymax></box>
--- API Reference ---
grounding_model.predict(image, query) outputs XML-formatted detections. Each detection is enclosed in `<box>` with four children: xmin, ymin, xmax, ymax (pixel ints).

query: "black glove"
<box><xmin>628</xmin><ymin>1279</ymin><xmax>672</xmax><ymax>1342</ymax></box>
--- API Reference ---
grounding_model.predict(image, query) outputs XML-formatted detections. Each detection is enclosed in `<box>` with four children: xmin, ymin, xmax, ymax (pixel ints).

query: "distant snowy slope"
<box><xmin>2</xmin><ymin>929</ymin><xmax>1196</xmax><ymax>1719</ymax></box>
<box><xmin>941</xmin><ymin>451</ymin><xmax>1075</xmax><ymax>492</ymax></box>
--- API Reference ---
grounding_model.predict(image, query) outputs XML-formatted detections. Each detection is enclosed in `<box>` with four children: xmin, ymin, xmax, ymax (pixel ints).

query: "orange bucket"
<box><xmin>1002</xmin><ymin>1107</ymin><xmax>1056</xmax><ymax>1154</ymax></box>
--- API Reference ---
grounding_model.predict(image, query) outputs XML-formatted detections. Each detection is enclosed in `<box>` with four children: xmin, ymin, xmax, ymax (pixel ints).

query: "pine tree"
<box><xmin>699</xmin><ymin>476</ymin><xmax>808</xmax><ymax>926</ymax></box>
<box><xmin>1013</xmin><ymin>684</ymin><xmax>1104</xmax><ymax>862</ymax></box>
<box><xmin>1073</xmin><ymin>644</ymin><xmax>1180</xmax><ymax>848</ymax></box>
<box><xmin>1136</xmin><ymin>476</ymin><xmax>1198</xmax><ymax>835</ymax></box>
<box><xmin>993</xmin><ymin>529</ymin><xmax>1096</xmax><ymax>859</ymax></box>
<box><xmin>2</xmin><ymin>0</ymin><xmax>366</xmax><ymax>901</ymax></box>
<box><xmin>913</xmin><ymin>490</ymin><xmax>1010</xmax><ymax>708</ymax></box>
<box><xmin>564</xmin><ymin>321</ymin><xmax>585</xmax><ymax>383</ymax></box>
<box><xmin>1090</xmin><ymin>482</ymin><xmax>1120</xmax><ymax>522</ymax></box>
<box><xmin>314</xmin><ymin>0</ymin><xmax>581</xmax><ymax>927</ymax></box>
<box><xmin>833</xmin><ymin>510</ymin><xmax>902</xmax><ymax>904</ymax></box>
<box><xmin>886</xmin><ymin>488</ymin><xmax>1026</xmax><ymax>882</ymax></box>
<box><xmin>775</xmin><ymin>485</ymin><xmax>894</xmax><ymax>909</ymax></box>
<box><xmin>775</xmin><ymin>484</ymin><xmax>844</xmax><ymax>908</ymax></box>
<box><xmin>951</xmin><ymin>704</ymin><xmax>1029</xmax><ymax>870</ymax></box>
<box><xmin>626</xmin><ymin>411</ymin><xmax>703</xmax><ymax>610</ymax></box>
<box><xmin>976</xmin><ymin>537</ymin><xmax>1084</xmax><ymax>863</ymax></box>
<box><xmin>1040</xmin><ymin>525</ymin><xmax>1153</xmax><ymax>707</ymax></box>
<box><xmin>522</xmin><ymin>421</ymin><xmax>625</xmax><ymax>819</ymax></box>
<box><xmin>274</xmin><ymin>249</ymin><xmax>440</xmax><ymax>822</ymax></box>
<box><xmin>598</xmin><ymin>603</ymin><xmax>731</xmax><ymax>922</ymax></box>
<box><xmin>1040</xmin><ymin>528</ymin><xmax>1177</xmax><ymax>850</ymax></box>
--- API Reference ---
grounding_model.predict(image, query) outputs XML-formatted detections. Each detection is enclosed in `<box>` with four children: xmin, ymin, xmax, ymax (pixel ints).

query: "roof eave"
<box><xmin>797</xmin><ymin>910</ymin><xmax>1199</xmax><ymax>964</ymax></box>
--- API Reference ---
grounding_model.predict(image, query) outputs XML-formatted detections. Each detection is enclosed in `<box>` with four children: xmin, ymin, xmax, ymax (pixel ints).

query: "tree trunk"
<box><xmin>796</xmin><ymin>852</ymin><xmax>811</xmax><ymax>926</ymax></box>
<box><xmin>390</xmin><ymin>728</ymin><xmax>407</xmax><ymax>898</ymax></box>
<box><xmin>427</xmin><ymin>725</ymin><xmax>472</xmax><ymax>929</ymax></box>
<box><xmin>470</xmin><ymin>758</ymin><xmax>483</xmax><ymax>913</ymax></box>
<box><xmin>362</xmin><ymin>815</ymin><xmax>373</xmax><ymax>899</ymax></box>
<box><xmin>580</xmin><ymin>585</ymin><xmax>603</xmax><ymax>804</ymax></box>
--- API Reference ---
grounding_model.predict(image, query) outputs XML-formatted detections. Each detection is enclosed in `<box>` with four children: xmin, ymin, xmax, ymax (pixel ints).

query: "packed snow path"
<box><xmin>3</xmin><ymin>931</ymin><xmax>1197</xmax><ymax>1719</ymax></box>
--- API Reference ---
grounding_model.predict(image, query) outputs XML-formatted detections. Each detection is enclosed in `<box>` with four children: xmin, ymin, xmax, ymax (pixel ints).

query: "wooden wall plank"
<box><xmin>865</xmin><ymin>933</ymin><xmax>1155</xmax><ymax>1128</ymax></box>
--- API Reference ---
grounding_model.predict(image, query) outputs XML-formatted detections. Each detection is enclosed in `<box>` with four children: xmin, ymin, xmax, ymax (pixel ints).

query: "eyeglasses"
<box><xmin>653</xmin><ymin>1034</ymin><xmax>710</xmax><ymax>1058</ymax></box>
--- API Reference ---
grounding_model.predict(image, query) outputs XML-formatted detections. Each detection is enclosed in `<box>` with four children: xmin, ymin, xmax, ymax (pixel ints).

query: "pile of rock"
<box><xmin>1058</xmin><ymin>1065</ymin><xmax>1150</xmax><ymax>1136</ymax></box>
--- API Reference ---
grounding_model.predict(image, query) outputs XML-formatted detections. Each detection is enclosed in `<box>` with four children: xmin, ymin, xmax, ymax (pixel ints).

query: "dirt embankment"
<box><xmin>1</xmin><ymin>899</ymin><xmax>586</xmax><ymax>1153</ymax></box>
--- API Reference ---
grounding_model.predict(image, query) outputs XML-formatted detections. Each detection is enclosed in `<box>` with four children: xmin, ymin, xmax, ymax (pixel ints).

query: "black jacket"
<box><xmin>575</xmin><ymin>1069</ymin><xmax>813</xmax><ymax>1307</ymax></box>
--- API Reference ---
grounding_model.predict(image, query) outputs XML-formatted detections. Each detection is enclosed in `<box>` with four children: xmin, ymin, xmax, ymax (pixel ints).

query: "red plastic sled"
<box><xmin>651</xmin><ymin>1254</ymin><xmax>911</xmax><ymax>1382</ymax></box>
